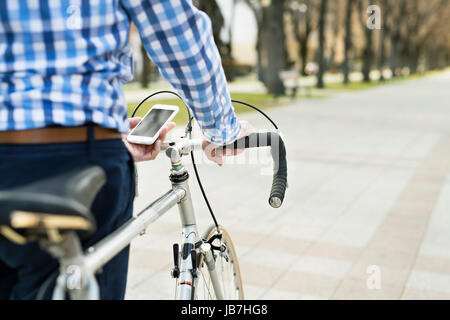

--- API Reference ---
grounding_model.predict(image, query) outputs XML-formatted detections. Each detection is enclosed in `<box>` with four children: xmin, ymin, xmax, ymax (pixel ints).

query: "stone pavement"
<box><xmin>125</xmin><ymin>70</ymin><xmax>450</xmax><ymax>299</ymax></box>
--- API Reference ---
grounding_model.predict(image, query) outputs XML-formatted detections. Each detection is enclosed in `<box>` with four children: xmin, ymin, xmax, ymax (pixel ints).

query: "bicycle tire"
<box><xmin>193</xmin><ymin>225</ymin><xmax>244</xmax><ymax>300</ymax></box>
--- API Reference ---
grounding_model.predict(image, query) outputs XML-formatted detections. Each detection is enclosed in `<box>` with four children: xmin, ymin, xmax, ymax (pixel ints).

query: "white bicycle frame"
<box><xmin>42</xmin><ymin>139</ymin><xmax>224</xmax><ymax>300</ymax></box>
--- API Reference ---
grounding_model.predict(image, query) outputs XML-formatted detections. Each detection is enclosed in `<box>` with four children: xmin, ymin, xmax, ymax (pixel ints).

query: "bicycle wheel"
<box><xmin>194</xmin><ymin>225</ymin><xmax>244</xmax><ymax>300</ymax></box>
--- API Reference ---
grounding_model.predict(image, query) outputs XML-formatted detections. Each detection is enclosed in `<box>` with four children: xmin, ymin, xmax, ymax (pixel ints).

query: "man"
<box><xmin>0</xmin><ymin>0</ymin><xmax>253</xmax><ymax>299</ymax></box>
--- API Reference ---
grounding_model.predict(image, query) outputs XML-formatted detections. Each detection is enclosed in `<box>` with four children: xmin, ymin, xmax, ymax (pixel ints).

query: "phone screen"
<box><xmin>131</xmin><ymin>108</ymin><xmax>175</xmax><ymax>138</ymax></box>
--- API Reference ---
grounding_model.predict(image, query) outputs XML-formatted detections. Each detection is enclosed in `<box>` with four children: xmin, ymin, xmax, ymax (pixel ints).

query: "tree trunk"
<box><xmin>377</xmin><ymin>0</ymin><xmax>387</xmax><ymax>81</ymax></box>
<box><xmin>317</xmin><ymin>0</ymin><xmax>328</xmax><ymax>89</ymax></box>
<box><xmin>362</xmin><ymin>27</ymin><xmax>373</xmax><ymax>82</ymax></box>
<box><xmin>343</xmin><ymin>0</ymin><xmax>354</xmax><ymax>84</ymax></box>
<box><xmin>328</xmin><ymin>1</ymin><xmax>341</xmax><ymax>73</ymax></box>
<box><xmin>408</xmin><ymin>47</ymin><xmax>420</xmax><ymax>74</ymax></box>
<box><xmin>260</xmin><ymin>0</ymin><xmax>286</xmax><ymax>95</ymax></box>
<box><xmin>140</xmin><ymin>43</ymin><xmax>151</xmax><ymax>88</ymax></box>
<box><xmin>292</xmin><ymin>8</ymin><xmax>311</xmax><ymax>77</ymax></box>
<box><xmin>378</xmin><ymin>30</ymin><xmax>386</xmax><ymax>81</ymax></box>
<box><xmin>390</xmin><ymin>34</ymin><xmax>399</xmax><ymax>77</ymax></box>
<box><xmin>399</xmin><ymin>49</ymin><xmax>407</xmax><ymax>74</ymax></box>
<box><xmin>256</xmin><ymin>27</ymin><xmax>264</xmax><ymax>83</ymax></box>
<box><xmin>300</xmin><ymin>35</ymin><xmax>309</xmax><ymax>76</ymax></box>
<box><xmin>244</xmin><ymin>1</ymin><xmax>264</xmax><ymax>82</ymax></box>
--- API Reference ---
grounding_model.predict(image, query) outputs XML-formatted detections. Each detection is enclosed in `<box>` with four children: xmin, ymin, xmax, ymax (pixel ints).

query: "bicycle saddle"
<box><xmin>0</xmin><ymin>165</ymin><xmax>106</xmax><ymax>244</ymax></box>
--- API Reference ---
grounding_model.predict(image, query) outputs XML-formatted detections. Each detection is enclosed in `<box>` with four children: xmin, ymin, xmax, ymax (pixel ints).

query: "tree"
<box><xmin>243</xmin><ymin>0</ymin><xmax>286</xmax><ymax>95</ymax></box>
<box><xmin>385</xmin><ymin>0</ymin><xmax>408</xmax><ymax>77</ymax></box>
<box><xmin>382</xmin><ymin>0</ymin><xmax>450</xmax><ymax>76</ymax></box>
<box><xmin>316</xmin><ymin>0</ymin><xmax>328</xmax><ymax>88</ymax></box>
<box><xmin>288</xmin><ymin>0</ymin><xmax>319</xmax><ymax>76</ymax></box>
<box><xmin>422</xmin><ymin>1</ymin><xmax>450</xmax><ymax>70</ymax></box>
<box><xmin>400</xmin><ymin>0</ymin><xmax>449</xmax><ymax>74</ymax></box>
<box><xmin>261</xmin><ymin>0</ymin><xmax>286</xmax><ymax>94</ymax></box>
<box><xmin>140</xmin><ymin>43</ymin><xmax>151</xmax><ymax>88</ymax></box>
<box><xmin>376</xmin><ymin>0</ymin><xmax>388</xmax><ymax>81</ymax></box>
<box><xmin>241</xmin><ymin>0</ymin><xmax>264</xmax><ymax>81</ymax></box>
<box><xmin>358</xmin><ymin>0</ymin><xmax>375</xmax><ymax>82</ymax></box>
<box><xmin>343</xmin><ymin>0</ymin><xmax>355</xmax><ymax>84</ymax></box>
<box><xmin>328</xmin><ymin>0</ymin><xmax>344</xmax><ymax>71</ymax></box>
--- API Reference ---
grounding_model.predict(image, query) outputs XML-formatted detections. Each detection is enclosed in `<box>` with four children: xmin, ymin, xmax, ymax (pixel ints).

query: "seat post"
<box><xmin>39</xmin><ymin>232</ymin><xmax>100</xmax><ymax>300</ymax></box>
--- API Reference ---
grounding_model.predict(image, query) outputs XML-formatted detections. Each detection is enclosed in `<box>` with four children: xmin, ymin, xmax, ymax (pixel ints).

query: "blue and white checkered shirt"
<box><xmin>0</xmin><ymin>0</ymin><xmax>241</xmax><ymax>144</ymax></box>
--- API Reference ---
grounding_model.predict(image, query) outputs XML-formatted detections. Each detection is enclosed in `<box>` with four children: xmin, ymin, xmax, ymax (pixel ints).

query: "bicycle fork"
<box><xmin>199</xmin><ymin>242</ymin><xmax>224</xmax><ymax>300</ymax></box>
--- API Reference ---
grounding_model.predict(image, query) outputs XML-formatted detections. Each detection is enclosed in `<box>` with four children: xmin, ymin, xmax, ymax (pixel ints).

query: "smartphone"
<box><xmin>127</xmin><ymin>104</ymin><xmax>179</xmax><ymax>145</ymax></box>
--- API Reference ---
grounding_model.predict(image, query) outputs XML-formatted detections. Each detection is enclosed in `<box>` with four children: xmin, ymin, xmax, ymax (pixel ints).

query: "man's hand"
<box><xmin>123</xmin><ymin>117</ymin><xmax>176</xmax><ymax>162</ymax></box>
<box><xmin>202</xmin><ymin>120</ymin><xmax>255</xmax><ymax>166</ymax></box>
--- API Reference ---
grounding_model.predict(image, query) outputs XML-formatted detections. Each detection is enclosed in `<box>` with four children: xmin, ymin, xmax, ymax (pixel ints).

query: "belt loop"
<box><xmin>87</xmin><ymin>124</ymin><xmax>96</xmax><ymax>161</ymax></box>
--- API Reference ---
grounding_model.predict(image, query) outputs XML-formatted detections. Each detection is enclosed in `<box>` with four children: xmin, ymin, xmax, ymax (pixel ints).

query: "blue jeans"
<box><xmin>0</xmin><ymin>132</ymin><xmax>135</xmax><ymax>300</ymax></box>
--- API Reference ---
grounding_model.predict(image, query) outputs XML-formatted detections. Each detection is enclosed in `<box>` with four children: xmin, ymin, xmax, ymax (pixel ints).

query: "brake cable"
<box><xmin>130</xmin><ymin>91</ymin><xmax>280</xmax><ymax>233</ymax></box>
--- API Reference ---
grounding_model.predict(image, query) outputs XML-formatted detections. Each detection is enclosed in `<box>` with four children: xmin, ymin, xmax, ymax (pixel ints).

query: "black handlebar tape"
<box><xmin>222</xmin><ymin>132</ymin><xmax>288</xmax><ymax>208</ymax></box>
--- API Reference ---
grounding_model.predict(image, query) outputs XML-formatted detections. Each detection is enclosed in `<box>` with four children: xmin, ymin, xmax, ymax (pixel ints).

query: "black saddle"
<box><xmin>0</xmin><ymin>165</ymin><xmax>106</xmax><ymax>243</ymax></box>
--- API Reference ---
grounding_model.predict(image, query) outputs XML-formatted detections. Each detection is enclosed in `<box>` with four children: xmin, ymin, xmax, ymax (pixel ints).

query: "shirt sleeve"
<box><xmin>120</xmin><ymin>0</ymin><xmax>242</xmax><ymax>145</ymax></box>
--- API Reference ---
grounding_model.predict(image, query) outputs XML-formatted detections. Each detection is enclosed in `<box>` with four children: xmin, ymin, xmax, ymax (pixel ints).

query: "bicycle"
<box><xmin>0</xmin><ymin>93</ymin><xmax>288</xmax><ymax>300</ymax></box>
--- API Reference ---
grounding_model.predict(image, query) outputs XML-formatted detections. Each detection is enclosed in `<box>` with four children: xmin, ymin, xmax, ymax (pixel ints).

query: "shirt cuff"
<box><xmin>202</xmin><ymin>119</ymin><xmax>242</xmax><ymax>146</ymax></box>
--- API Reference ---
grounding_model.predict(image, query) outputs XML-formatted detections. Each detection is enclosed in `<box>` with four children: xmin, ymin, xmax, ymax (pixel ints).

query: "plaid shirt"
<box><xmin>0</xmin><ymin>0</ymin><xmax>241</xmax><ymax>144</ymax></box>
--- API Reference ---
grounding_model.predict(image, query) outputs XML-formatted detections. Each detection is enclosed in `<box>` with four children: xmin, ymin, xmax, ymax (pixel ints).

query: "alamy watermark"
<box><xmin>367</xmin><ymin>5</ymin><xmax>382</xmax><ymax>30</ymax></box>
<box><xmin>66</xmin><ymin>3</ymin><xmax>82</xmax><ymax>30</ymax></box>
<box><xmin>65</xmin><ymin>265</ymin><xmax>82</xmax><ymax>290</ymax></box>
<box><xmin>366</xmin><ymin>265</ymin><xmax>381</xmax><ymax>290</ymax></box>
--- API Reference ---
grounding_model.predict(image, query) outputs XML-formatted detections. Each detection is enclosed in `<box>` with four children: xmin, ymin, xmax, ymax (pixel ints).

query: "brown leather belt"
<box><xmin>0</xmin><ymin>126</ymin><xmax>122</xmax><ymax>144</ymax></box>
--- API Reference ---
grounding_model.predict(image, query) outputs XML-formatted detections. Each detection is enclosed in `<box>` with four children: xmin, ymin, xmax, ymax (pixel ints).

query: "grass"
<box><xmin>325</xmin><ymin>69</ymin><xmax>445</xmax><ymax>91</ymax></box>
<box><xmin>127</xmin><ymin>93</ymin><xmax>284</xmax><ymax>125</ymax></box>
<box><xmin>326</xmin><ymin>80</ymin><xmax>386</xmax><ymax>91</ymax></box>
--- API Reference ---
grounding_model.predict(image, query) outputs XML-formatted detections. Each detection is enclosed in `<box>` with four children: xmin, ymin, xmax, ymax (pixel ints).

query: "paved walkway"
<box><xmin>125</xmin><ymin>70</ymin><xmax>450</xmax><ymax>299</ymax></box>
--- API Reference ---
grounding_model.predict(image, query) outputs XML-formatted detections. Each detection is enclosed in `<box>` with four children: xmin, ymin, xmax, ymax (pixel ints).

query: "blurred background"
<box><xmin>125</xmin><ymin>0</ymin><xmax>450</xmax><ymax>300</ymax></box>
<box><xmin>125</xmin><ymin>0</ymin><xmax>450</xmax><ymax>100</ymax></box>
